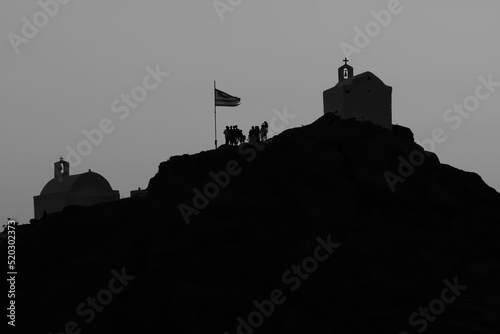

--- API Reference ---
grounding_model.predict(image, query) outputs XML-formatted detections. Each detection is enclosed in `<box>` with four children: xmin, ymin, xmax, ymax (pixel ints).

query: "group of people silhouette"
<box><xmin>224</xmin><ymin>121</ymin><xmax>268</xmax><ymax>146</ymax></box>
<box><xmin>224</xmin><ymin>125</ymin><xmax>245</xmax><ymax>145</ymax></box>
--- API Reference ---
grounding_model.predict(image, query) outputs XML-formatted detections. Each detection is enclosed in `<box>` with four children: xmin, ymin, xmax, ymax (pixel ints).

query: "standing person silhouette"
<box><xmin>224</xmin><ymin>126</ymin><xmax>230</xmax><ymax>145</ymax></box>
<box><xmin>248</xmin><ymin>126</ymin><xmax>254</xmax><ymax>143</ymax></box>
<box><xmin>260</xmin><ymin>121</ymin><xmax>268</xmax><ymax>141</ymax></box>
<box><xmin>230</xmin><ymin>126</ymin><xmax>236</xmax><ymax>145</ymax></box>
<box><xmin>249</xmin><ymin>126</ymin><xmax>259</xmax><ymax>143</ymax></box>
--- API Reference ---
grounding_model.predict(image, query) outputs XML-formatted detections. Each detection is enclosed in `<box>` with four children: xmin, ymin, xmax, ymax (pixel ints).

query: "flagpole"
<box><xmin>214</xmin><ymin>80</ymin><xmax>217</xmax><ymax>149</ymax></box>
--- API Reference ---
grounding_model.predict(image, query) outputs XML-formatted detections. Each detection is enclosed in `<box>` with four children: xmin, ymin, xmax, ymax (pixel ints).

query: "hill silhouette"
<box><xmin>3</xmin><ymin>113</ymin><xmax>500</xmax><ymax>333</ymax></box>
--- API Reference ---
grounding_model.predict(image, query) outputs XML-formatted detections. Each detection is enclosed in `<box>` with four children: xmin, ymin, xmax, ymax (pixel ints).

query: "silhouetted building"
<box><xmin>33</xmin><ymin>157</ymin><xmax>120</xmax><ymax>219</ymax></box>
<box><xmin>130</xmin><ymin>187</ymin><xmax>148</xmax><ymax>198</ymax></box>
<box><xmin>323</xmin><ymin>59</ymin><xmax>392</xmax><ymax>130</ymax></box>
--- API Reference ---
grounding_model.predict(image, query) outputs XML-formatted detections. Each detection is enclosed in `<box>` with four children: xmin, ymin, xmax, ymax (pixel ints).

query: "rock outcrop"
<box><xmin>4</xmin><ymin>113</ymin><xmax>500</xmax><ymax>334</ymax></box>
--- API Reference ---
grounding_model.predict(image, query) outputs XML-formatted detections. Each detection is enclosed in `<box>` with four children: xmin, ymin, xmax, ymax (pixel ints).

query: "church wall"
<box><xmin>66</xmin><ymin>191</ymin><xmax>120</xmax><ymax>207</ymax></box>
<box><xmin>342</xmin><ymin>82</ymin><xmax>392</xmax><ymax>130</ymax></box>
<box><xmin>34</xmin><ymin>190</ymin><xmax>120</xmax><ymax>219</ymax></box>
<box><xmin>34</xmin><ymin>192</ymin><xmax>68</xmax><ymax>219</ymax></box>
<box><xmin>323</xmin><ymin>87</ymin><xmax>343</xmax><ymax>117</ymax></box>
<box><xmin>131</xmin><ymin>189</ymin><xmax>148</xmax><ymax>197</ymax></box>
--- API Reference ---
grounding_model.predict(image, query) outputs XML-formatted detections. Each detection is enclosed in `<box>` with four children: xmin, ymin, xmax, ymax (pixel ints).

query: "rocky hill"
<box><xmin>4</xmin><ymin>113</ymin><xmax>500</xmax><ymax>334</ymax></box>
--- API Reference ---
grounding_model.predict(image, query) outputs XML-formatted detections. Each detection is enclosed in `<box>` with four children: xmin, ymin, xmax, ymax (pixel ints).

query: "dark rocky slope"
<box><xmin>4</xmin><ymin>113</ymin><xmax>500</xmax><ymax>334</ymax></box>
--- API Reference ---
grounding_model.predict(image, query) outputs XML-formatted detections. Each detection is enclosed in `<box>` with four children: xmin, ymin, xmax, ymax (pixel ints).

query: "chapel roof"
<box><xmin>39</xmin><ymin>171</ymin><xmax>114</xmax><ymax>196</ymax></box>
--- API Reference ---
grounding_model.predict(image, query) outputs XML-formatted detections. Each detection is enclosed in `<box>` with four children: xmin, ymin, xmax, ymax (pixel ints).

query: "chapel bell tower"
<box><xmin>54</xmin><ymin>157</ymin><xmax>69</xmax><ymax>179</ymax></box>
<box><xmin>338</xmin><ymin>58</ymin><xmax>353</xmax><ymax>82</ymax></box>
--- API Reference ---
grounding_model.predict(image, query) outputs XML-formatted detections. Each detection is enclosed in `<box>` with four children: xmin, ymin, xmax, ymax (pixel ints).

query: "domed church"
<box><xmin>33</xmin><ymin>157</ymin><xmax>120</xmax><ymax>219</ymax></box>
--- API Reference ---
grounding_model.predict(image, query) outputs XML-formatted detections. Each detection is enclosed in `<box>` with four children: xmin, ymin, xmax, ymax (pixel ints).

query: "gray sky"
<box><xmin>1</xmin><ymin>0</ymin><xmax>499</xmax><ymax>224</ymax></box>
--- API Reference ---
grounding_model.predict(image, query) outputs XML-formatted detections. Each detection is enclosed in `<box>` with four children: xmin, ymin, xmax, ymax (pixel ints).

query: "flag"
<box><xmin>215</xmin><ymin>88</ymin><xmax>241</xmax><ymax>107</ymax></box>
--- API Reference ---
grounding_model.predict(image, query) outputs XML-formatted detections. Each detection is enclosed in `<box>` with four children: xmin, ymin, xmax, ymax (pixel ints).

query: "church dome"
<box><xmin>70</xmin><ymin>171</ymin><xmax>114</xmax><ymax>194</ymax></box>
<box><xmin>40</xmin><ymin>175</ymin><xmax>80</xmax><ymax>195</ymax></box>
<box><xmin>40</xmin><ymin>171</ymin><xmax>114</xmax><ymax>196</ymax></box>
